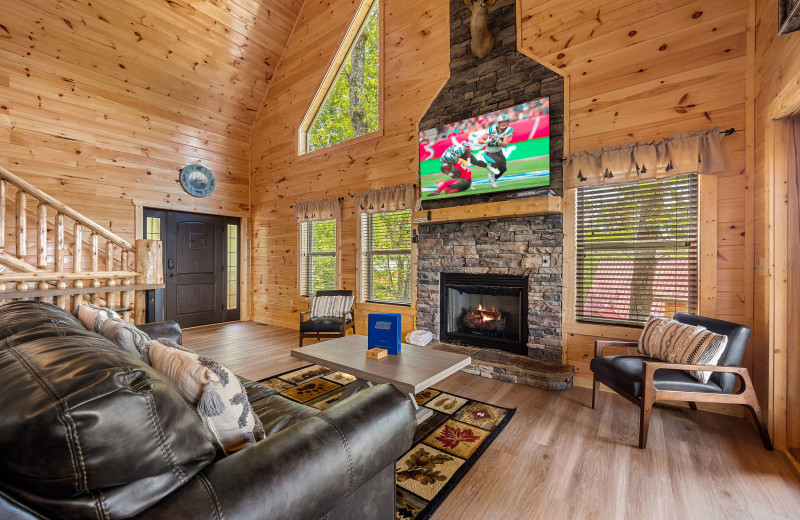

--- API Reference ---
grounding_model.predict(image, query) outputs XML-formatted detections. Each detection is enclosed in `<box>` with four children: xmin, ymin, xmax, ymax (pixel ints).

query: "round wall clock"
<box><xmin>180</xmin><ymin>164</ymin><xmax>216</xmax><ymax>197</ymax></box>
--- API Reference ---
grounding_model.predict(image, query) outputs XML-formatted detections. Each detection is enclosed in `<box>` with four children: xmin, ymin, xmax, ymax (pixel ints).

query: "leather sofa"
<box><xmin>0</xmin><ymin>301</ymin><xmax>415</xmax><ymax>519</ymax></box>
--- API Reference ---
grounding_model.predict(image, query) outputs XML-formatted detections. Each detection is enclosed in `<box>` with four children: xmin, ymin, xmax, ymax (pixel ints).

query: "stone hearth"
<box><xmin>430</xmin><ymin>342</ymin><xmax>573</xmax><ymax>390</ymax></box>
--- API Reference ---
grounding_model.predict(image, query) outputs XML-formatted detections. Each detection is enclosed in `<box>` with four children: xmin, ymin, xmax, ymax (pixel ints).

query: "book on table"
<box><xmin>368</xmin><ymin>314</ymin><xmax>401</xmax><ymax>355</ymax></box>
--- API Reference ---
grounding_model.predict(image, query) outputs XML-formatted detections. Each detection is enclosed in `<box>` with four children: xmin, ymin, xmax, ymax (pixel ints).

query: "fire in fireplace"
<box><xmin>440</xmin><ymin>273</ymin><xmax>528</xmax><ymax>355</ymax></box>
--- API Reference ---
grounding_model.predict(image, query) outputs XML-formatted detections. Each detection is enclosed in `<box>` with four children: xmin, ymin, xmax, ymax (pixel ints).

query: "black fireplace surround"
<box><xmin>440</xmin><ymin>273</ymin><xmax>529</xmax><ymax>355</ymax></box>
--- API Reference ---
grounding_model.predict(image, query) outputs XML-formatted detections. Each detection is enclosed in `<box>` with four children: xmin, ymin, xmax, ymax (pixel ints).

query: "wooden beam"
<box><xmin>0</xmin><ymin>251</ymin><xmax>40</xmax><ymax>273</ymax></box>
<box><xmin>413</xmin><ymin>196</ymin><xmax>562</xmax><ymax>225</ymax></box>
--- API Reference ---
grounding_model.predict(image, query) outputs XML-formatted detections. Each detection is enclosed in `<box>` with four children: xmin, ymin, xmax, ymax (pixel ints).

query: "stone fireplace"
<box><xmin>416</xmin><ymin>216</ymin><xmax>563</xmax><ymax>362</ymax></box>
<box><xmin>440</xmin><ymin>272</ymin><xmax>528</xmax><ymax>355</ymax></box>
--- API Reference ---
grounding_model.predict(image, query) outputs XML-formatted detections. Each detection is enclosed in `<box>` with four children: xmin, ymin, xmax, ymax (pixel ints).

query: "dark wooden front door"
<box><xmin>144</xmin><ymin>209</ymin><xmax>240</xmax><ymax>328</ymax></box>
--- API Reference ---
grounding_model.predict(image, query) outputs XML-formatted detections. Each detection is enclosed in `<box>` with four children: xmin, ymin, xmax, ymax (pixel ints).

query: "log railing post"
<box><xmin>73</xmin><ymin>223</ymin><xmax>83</xmax><ymax>308</ymax></box>
<box><xmin>121</xmin><ymin>249</ymin><xmax>132</xmax><ymax>322</ymax></box>
<box><xmin>16</xmin><ymin>190</ymin><xmax>26</xmax><ymax>259</ymax></box>
<box><xmin>90</xmin><ymin>233</ymin><xmax>99</xmax><ymax>304</ymax></box>
<box><xmin>55</xmin><ymin>213</ymin><xmax>66</xmax><ymax>310</ymax></box>
<box><xmin>134</xmin><ymin>239</ymin><xmax>163</xmax><ymax>324</ymax></box>
<box><xmin>37</xmin><ymin>203</ymin><xmax>49</xmax><ymax>301</ymax></box>
<box><xmin>106</xmin><ymin>241</ymin><xmax>116</xmax><ymax>308</ymax></box>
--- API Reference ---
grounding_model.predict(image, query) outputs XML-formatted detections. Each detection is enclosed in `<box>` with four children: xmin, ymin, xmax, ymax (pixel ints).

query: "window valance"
<box><xmin>294</xmin><ymin>197</ymin><xmax>340</xmax><ymax>223</ymax></box>
<box><xmin>353</xmin><ymin>183</ymin><xmax>416</xmax><ymax>214</ymax></box>
<box><xmin>564</xmin><ymin>127</ymin><xmax>724</xmax><ymax>189</ymax></box>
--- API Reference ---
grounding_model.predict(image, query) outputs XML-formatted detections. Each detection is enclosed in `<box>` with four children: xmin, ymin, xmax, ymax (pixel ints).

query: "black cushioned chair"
<box><xmin>589</xmin><ymin>313</ymin><xmax>772</xmax><ymax>450</ymax></box>
<box><xmin>299</xmin><ymin>290</ymin><xmax>356</xmax><ymax>347</ymax></box>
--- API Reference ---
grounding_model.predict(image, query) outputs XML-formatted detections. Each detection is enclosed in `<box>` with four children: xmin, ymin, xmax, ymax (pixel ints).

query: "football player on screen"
<box><xmin>478</xmin><ymin>114</ymin><xmax>515</xmax><ymax>187</ymax></box>
<box><xmin>427</xmin><ymin>149</ymin><xmax>473</xmax><ymax>196</ymax></box>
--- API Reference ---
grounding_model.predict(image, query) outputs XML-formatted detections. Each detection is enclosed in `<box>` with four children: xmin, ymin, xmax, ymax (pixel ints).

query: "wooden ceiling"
<box><xmin>0</xmin><ymin>0</ymin><xmax>303</xmax><ymax>141</ymax></box>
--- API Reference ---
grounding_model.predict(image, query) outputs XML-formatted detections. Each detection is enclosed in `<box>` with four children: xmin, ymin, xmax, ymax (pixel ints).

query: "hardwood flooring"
<box><xmin>185</xmin><ymin>322</ymin><xmax>800</xmax><ymax>520</ymax></box>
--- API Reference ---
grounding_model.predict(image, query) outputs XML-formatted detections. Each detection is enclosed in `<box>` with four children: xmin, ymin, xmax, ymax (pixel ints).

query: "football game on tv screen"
<box><xmin>418</xmin><ymin>97</ymin><xmax>550</xmax><ymax>200</ymax></box>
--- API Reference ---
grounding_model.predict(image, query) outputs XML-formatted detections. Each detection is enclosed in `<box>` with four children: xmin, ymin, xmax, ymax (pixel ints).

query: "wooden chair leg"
<box><xmin>592</xmin><ymin>375</ymin><xmax>600</xmax><ymax>409</ymax></box>
<box><xmin>639</xmin><ymin>392</ymin><xmax>656</xmax><ymax>449</ymax></box>
<box><xmin>316</xmin><ymin>332</ymin><xmax>321</xmax><ymax>343</ymax></box>
<box><xmin>741</xmin><ymin>381</ymin><xmax>773</xmax><ymax>450</ymax></box>
<box><xmin>688</xmin><ymin>401</ymin><xmax>698</xmax><ymax>410</ymax></box>
<box><xmin>298</xmin><ymin>333</ymin><xmax>304</xmax><ymax>348</ymax></box>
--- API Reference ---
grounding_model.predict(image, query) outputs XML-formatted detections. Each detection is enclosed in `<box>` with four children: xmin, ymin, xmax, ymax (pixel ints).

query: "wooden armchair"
<box><xmin>298</xmin><ymin>290</ymin><xmax>356</xmax><ymax>348</ymax></box>
<box><xmin>589</xmin><ymin>313</ymin><xmax>772</xmax><ymax>450</ymax></box>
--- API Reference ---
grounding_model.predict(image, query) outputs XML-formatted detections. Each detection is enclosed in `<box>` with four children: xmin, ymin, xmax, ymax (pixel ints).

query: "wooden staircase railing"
<box><xmin>0</xmin><ymin>165</ymin><xmax>163</xmax><ymax>322</ymax></box>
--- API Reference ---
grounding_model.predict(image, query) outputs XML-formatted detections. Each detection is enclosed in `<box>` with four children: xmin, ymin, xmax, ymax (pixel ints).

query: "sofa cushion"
<box><xmin>0</xmin><ymin>300</ymin><xmax>84</xmax><ymax>339</ymax></box>
<box><xmin>590</xmin><ymin>355</ymin><xmax>724</xmax><ymax>398</ymax></box>
<box><xmin>0</xmin><ymin>310</ymin><xmax>215</xmax><ymax>519</ymax></box>
<box><xmin>99</xmin><ymin>319</ymin><xmax>151</xmax><ymax>362</ymax></box>
<box><xmin>149</xmin><ymin>339</ymin><xmax>266</xmax><ymax>455</ymax></box>
<box><xmin>638</xmin><ymin>316</ymin><xmax>728</xmax><ymax>383</ymax></box>
<box><xmin>73</xmin><ymin>303</ymin><xmax>121</xmax><ymax>332</ymax></box>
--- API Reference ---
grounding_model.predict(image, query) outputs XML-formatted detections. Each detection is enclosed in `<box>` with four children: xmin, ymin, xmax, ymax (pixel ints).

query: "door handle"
<box><xmin>167</xmin><ymin>258</ymin><xmax>176</xmax><ymax>269</ymax></box>
<box><xmin>168</xmin><ymin>273</ymin><xmax>175</xmax><ymax>277</ymax></box>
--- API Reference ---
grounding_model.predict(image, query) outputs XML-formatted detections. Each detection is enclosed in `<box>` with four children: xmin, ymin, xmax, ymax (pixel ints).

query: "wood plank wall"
<box><xmin>518</xmin><ymin>0</ymin><xmax>751</xmax><ymax>382</ymax></box>
<box><xmin>250</xmin><ymin>1</ymin><xmax>754</xmax><ymax>362</ymax></box>
<box><xmin>0</xmin><ymin>0</ymin><xmax>302</xmax><ymax>251</ymax></box>
<box><xmin>753</xmin><ymin>0</ymin><xmax>800</xmax><ymax>450</ymax></box>
<box><xmin>250</xmin><ymin>0</ymin><xmax>450</xmax><ymax>335</ymax></box>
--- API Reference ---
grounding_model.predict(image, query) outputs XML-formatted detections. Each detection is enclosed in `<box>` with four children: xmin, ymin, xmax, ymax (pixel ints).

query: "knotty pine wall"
<box><xmin>753</xmin><ymin>0</ymin><xmax>800</xmax><ymax>449</ymax></box>
<box><xmin>251</xmin><ymin>0</ymin><xmax>753</xmax><ymax>374</ymax></box>
<box><xmin>250</xmin><ymin>0</ymin><xmax>450</xmax><ymax>334</ymax></box>
<box><xmin>519</xmin><ymin>0</ymin><xmax>752</xmax><ymax>383</ymax></box>
<box><xmin>0</xmin><ymin>0</ymin><xmax>302</xmax><ymax>256</ymax></box>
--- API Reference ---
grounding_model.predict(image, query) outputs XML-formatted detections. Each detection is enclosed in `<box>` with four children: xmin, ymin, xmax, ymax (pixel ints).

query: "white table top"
<box><xmin>290</xmin><ymin>334</ymin><xmax>472</xmax><ymax>394</ymax></box>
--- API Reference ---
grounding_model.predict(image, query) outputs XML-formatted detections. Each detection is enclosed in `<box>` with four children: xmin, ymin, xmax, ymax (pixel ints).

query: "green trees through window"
<box><xmin>301</xmin><ymin>219</ymin><xmax>337</xmax><ymax>296</ymax></box>
<box><xmin>306</xmin><ymin>0</ymin><xmax>379</xmax><ymax>153</ymax></box>
<box><xmin>361</xmin><ymin>210</ymin><xmax>411</xmax><ymax>304</ymax></box>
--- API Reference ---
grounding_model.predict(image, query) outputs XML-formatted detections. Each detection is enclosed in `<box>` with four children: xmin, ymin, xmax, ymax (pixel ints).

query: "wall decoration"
<box><xmin>180</xmin><ymin>164</ymin><xmax>216</xmax><ymax>197</ymax></box>
<box><xmin>779</xmin><ymin>0</ymin><xmax>800</xmax><ymax>34</ymax></box>
<box><xmin>464</xmin><ymin>0</ymin><xmax>496</xmax><ymax>59</ymax></box>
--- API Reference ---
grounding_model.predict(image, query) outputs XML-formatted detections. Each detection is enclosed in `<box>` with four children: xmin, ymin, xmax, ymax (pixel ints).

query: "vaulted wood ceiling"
<box><xmin>0</xmin><ymin>0</ymin><xmax>303</xmax><ymax>140</ymax></box>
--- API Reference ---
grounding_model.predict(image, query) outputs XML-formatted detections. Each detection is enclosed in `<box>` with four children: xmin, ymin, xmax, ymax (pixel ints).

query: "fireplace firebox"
<box><xmin>440</xmin><ymin>273</ymin><xmax>529</xmax><ymax>355</ymax></box>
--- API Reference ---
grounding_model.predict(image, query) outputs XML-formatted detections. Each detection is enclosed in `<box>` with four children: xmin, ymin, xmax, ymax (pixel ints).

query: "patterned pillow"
<box><xmin>638</xmin><ymin>316</ymin><xmax>728</xmax><ymax>383</ymax></box>
<box><xmin>99</xmin><ymin>319</ymin><xmax>151</xmax><ymax>363</ymax></box>
<box><xmin>310</xmin><ymin>294</ymin><xmax>354</xmax><ymax>319</ymax></box>
<box><xmin>73</xmin><ymin>303</ymin><xmax>121</xmax><ymax>332</ymax></box>
<box><xmin>148</xmin><ymin>339</ymin><xmax>265</xmax><ymax>455</ymax></box>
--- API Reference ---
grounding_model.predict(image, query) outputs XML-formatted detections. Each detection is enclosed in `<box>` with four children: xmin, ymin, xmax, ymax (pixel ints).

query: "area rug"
<box><xmin>259</xmin><ymin>364</ymin><xmax>515</xmax><ymax>520</ymax></box>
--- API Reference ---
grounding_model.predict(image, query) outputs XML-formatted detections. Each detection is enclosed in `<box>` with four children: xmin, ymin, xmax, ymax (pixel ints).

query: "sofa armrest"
<box><xmin>135</xmin><ymin>384</ymin><xmax>415</xmax><ymax>520</ymax></box>
<box><xmin>137</xmin><ymin>321</ymin><xmax>182</xmax><ymax>345</ymax></box>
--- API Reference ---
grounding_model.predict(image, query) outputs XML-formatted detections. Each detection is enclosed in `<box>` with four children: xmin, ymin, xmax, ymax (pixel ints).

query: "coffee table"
<box><xmin>291</xmin><ymin>334</ymin><xmax>472</xmax><ymax>423</ymax></box>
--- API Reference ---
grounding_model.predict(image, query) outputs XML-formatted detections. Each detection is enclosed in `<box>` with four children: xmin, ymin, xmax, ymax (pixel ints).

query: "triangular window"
<box><xmin>300</xmin><ymin>0</ymin><xmax>380</xmax><ymax>154</ymax></box>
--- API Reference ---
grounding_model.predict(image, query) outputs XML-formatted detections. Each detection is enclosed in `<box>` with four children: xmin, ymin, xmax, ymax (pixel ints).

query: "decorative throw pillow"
<box><xmin>638</xmin><ymin>316</ymin><xmax>729</xmax><ymax>383</ymax></box>
<box><xmin>73</xmin><ymin>303</ymin><xmax>121</xmax><ymax>332</ymax></box>
<box><xmin>310</xmin><ymin>294</ymin><xmax>354</xmax><ymax>319</ymax></box>
<box><xmin>148</xmin><ymin>338</ymin><xmax>265</xmax><ymax>455</ymax></box>
<box><xmin>99</xmin><ymin>319</ymin><xmax>151</xmax><ymax>363</ymax></box>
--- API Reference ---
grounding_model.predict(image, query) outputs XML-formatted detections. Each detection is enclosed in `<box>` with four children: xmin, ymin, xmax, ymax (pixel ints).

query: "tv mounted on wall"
<box><xmin>418</xmin><ymin>97</ymin><xmax>550</xmax><ymax>200</ymax></box>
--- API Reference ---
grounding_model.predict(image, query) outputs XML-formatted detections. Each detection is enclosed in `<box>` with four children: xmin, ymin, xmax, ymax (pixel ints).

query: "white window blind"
<box><xmin>300</xmin><ymin>219</ymin><xmax>337</xmax><ymax>296</ymax></box>
<box><xmin>360</xmin><ymin>209</ymin><xmax>411</xmax><ymax>304</ymax></box>
<box><xmin>576</xmin><ymin>174</ymin><xmax>699</xmax><ymax>326</ymax></box>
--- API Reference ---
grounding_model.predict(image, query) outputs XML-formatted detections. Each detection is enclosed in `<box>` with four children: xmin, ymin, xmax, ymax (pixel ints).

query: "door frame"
<box><xmin>134</xmin><ymin>200</ymin><xmax>250</xmax><ymax>321</ymax></box>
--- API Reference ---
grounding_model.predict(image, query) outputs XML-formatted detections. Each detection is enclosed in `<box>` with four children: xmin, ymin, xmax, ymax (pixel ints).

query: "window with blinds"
<box><xmin>300</xmin><ymin>219</ymin><xmax>337</xmax><ymax>296</ymax></box>
<box><xmin>360</xmin><ymin>209</ymin><xmax>411</xmax><ymax>304</ymax></box>
<box><xmin>576</xmin><ymin>174</ymin><xmax>699</xmax><ymax>326</ymax></box>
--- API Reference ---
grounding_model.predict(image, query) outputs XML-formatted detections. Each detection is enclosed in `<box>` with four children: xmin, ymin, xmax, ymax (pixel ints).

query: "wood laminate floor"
<box><xmin>185</xmin><ymin>321</ymin><xmax>800</xmax><ymax>520</ymax></box>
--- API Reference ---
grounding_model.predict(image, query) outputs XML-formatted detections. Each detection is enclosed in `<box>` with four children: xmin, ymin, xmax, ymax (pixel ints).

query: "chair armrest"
<box><xmin>137</xmin><ymin>321</ymin><xmax>182</xmax><ymax>345</ymax></box>
<box><xmin>136</xmin><ymin>384</ymin><xmax>415</xmax><ymax>520</ymax></box>
<box><xmin>299</xmin><ymin>310</ymin><xmax>311</xmax><ymax>323</ymax></box>
<box><xmin>641</xmin><ymin>361</ymin><xmax>751</xmax><ymax>394</ymax></box>
<box><xmin>595</xmin><ymin>340</ymin><xmax>638</xmax><ymax>357</ymax></box>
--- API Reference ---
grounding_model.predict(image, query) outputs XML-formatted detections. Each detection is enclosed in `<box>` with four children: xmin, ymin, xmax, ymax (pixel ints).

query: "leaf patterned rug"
<box><xmin>260</xmin><ymin>364</ymin><xmax>515</xmax><ymax>520</ymax></box>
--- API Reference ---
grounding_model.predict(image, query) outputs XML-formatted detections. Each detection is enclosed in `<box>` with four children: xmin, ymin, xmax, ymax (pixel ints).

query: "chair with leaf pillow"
<box><xmin>299</xmin><ymin>290</ymin><xmax>356</xmax><ymax>347</ymax></box>
<box><xmin>589</xmin><ymin>313</ymin><xmax>772</xmax><ymax>450</ymax></box>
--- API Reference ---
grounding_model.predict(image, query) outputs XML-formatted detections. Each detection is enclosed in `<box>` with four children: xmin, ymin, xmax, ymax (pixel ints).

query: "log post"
<box><xmin>15</xmin><ymin>190</ymin><xmax>26</xmax><ymax>258</ymax></box>
<box><xmin>106</xmin><ymin>241</ymin><xmax>116</xmax><ymax>308</ymax></box>
<box><xmin>0</xmin><ymin>179</ymin><xmax>5</xmax><ymax>251</ymax></box>
<box><xmin>121</xmin><ymin>250</ymin><xmax>132</xmax><ymax>322</ymax></box>
<box><xmin>37</xmin><ymin>203</ymin><xmax>48</xmax><ymax>301</ymax></box>
<box><xmin>55</xmin><ymin>213</ymin><xmax>66</xmax><ymax>310</ymax></box>
<box><xmin>134</xmin><ymin>239</ymin><xmax>163</xmax><ymax>324</ymax></box>
<box><xmin>90</xmin><ymin>233</ymin><xmax>99</xmax><ymax>304</ymax></box>
<box><xmin>73</xmin><ymin>223</ymin><xmax>83</xmax><ymax>309</ymax></box>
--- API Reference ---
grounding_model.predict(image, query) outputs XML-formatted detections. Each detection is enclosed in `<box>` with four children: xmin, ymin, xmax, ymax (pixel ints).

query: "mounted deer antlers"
<box><xmin>463</xmin><ymin>0</ymin><xmax>497</xmax><ymax>59</ymax></box>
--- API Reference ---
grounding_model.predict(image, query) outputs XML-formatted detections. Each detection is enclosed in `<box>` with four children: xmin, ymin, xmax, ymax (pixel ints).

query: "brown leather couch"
<box><xmin>0</xmin><ymin>301</ymin><xmax>415</xmax><ymax>519</ymax></box>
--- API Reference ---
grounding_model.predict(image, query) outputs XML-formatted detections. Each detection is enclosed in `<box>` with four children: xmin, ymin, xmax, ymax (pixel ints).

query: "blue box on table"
<box><xmin>368</xmin><ymin>313</ymin><xmax>402</xmax><ymax>355</ymax></box>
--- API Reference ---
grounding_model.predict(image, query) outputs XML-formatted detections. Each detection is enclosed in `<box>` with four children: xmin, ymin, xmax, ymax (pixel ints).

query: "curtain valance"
<box><xmin>294</xmin><ymin>197</ymin><xmax>340</xmax><ymax>223</ymax></box>
<box><xmin>564</xmin><ymin>127</ymin><xmax>724</xmax><ymax>189</ymax></box>
<box><xmin>353</xmin><ymin>183</ymin><xmax>416</xmax><ymax>214</ymax></box>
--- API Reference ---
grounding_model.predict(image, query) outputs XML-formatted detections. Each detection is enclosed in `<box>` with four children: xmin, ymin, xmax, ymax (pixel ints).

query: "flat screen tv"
<box><xmin>418</xmin><ymin>97</ymin><xmax>550</xmax><ymax>200</ymax></box>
